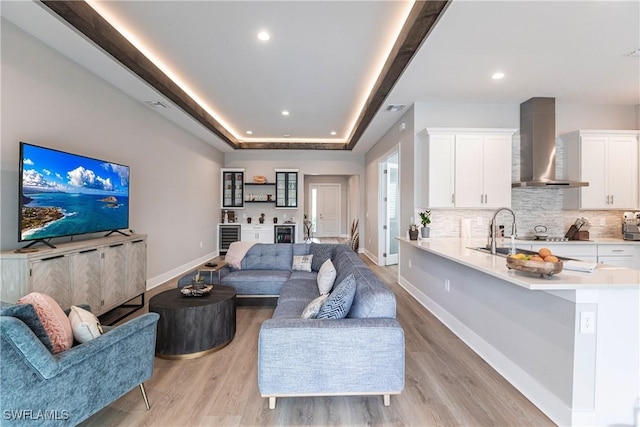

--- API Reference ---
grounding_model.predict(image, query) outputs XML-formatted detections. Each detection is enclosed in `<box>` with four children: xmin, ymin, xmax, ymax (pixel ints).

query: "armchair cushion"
<box><xmin>17</xmin><ymin>293</ymin><xmax>72</xmax><ymax>354</ymax></box>
<box><xmin>0</xmin><ymin>303</ymin><xmax>54</xmax><ymax>353</ymax></box>
<box><xmin>69</xmin><ymin>305</ymin><xmax>103</xmax><ymax>343</ymax></box>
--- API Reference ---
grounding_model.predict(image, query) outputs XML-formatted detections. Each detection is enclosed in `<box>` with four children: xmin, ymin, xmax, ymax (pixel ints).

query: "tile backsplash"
<box><xmin>420</xmin><ymin>136</ymin><xmax>628</xmax><ymax>239</ymax></box>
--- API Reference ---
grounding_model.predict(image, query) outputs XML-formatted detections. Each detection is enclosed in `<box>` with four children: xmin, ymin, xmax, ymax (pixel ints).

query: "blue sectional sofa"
<box><xmin>180</xmin><ymin>243</ymin><xmax>405</xmax><ymax>409</ymax></box>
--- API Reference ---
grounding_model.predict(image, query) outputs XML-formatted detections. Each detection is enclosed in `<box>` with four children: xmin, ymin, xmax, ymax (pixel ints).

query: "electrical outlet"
<box><xmin>408</xmin><ymin>259</ymin><xmax>412</xmax><ymax>269</ymax></box>
<box><xmin>199</xmin><ymin>241</ymin><xmax>203</xmax><ymax>248</ymax></box>
<box><xmin>580</xmin><ymin>311</ymin><xmax>596</xmax><ymax>334</ymax></box>
<box><xmin>444</xmin><ymin>279</ymin><xmax>450</xmax><ymax>292</ymax></box>
<box><xmin>599</xmin><ymin>217</ymin><xmax>606</xmax><ymax>226</ymax></box>
<box><xmin>477</xmin><ymin>217</ymin><xmax>483</xmax><ymax>226</ymax></box>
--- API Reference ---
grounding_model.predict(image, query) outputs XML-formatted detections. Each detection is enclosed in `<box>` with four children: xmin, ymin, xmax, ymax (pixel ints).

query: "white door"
<box><xmin>384</xmin><ymin>157</ymin><xmax>399</xmax><ymax>265</ymax></box>
<box><xmin>454</xmin><ymin>135</ymin><xmax>484</xmax><ymax>207</ymax></box>
<box><xmin>580</xmin><ymin>136</ymin><xmax>608</xmax><ymax>209</ymax></box>
<box><xmin>607</xmin><ymin>136</ymin><xmax>638</xmax><ymax>208</ymax></box>
<box><xmin>312</xmin><ymin>184</ymin><xmax>341</xmax><ymax>237</ymax></box>
<box><xmin>482</xmin><ymin>134</ymin><xmax>512</xmax><ymax>207</ymax></box>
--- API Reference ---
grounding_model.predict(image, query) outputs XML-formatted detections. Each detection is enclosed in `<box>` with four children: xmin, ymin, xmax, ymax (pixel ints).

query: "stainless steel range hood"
<box><xmin>512</xmin><ymin>97</ymin><xmax>588</xmax><ymax>188</ymax></box>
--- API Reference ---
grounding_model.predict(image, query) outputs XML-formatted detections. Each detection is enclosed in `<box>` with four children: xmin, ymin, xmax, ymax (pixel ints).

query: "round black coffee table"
<box><xmin>149</xmin><ymin>285</ymin><xmax>236</xmax><ymax>359</ymax></box>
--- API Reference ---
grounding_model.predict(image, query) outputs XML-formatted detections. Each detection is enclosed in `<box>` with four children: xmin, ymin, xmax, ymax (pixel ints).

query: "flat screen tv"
<box><xmin>19</xmin><ymin>142</ymin><xmax>130</xmax><ymax>248</ymax></box>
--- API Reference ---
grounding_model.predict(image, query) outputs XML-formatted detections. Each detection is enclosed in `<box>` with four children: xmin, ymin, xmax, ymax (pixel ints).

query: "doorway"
<box><xmin>380</xmin><ymin>149</ymin><xmax>399</xmax><ymax>265</ymax></box>
<box><xmin>309</xmin><ymin>183</ymin><xmax>341</xmax><ymax>237</ymax></box>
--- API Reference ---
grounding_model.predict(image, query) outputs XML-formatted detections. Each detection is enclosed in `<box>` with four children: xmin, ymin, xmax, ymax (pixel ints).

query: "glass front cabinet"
<box><xmin>222</xmin><ymin>169</ymin><xmax>244</xmax><ymax>208</ymax></box>
<box><xmin>275</xmin><ymin>170</ymin><xmax>298</xmax><ymax>208</ymax></box>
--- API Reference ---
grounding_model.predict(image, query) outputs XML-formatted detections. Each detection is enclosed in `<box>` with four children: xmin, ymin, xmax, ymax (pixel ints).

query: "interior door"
<box><xmin>313</xmin><ymin>184</ymin><xmax>341</xmax><ymax>237</ymax></box>
<box><xmin>385</xmin><ymin>159</ymin><xmax>399</xmax><ymax>265</ymax></box>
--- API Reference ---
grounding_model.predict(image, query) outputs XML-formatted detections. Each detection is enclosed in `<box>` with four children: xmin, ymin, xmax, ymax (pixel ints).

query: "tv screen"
<box><xmin>19</xmin><ymin>142</ymin><xmax>130</xmax><ymax>243</ymax></box>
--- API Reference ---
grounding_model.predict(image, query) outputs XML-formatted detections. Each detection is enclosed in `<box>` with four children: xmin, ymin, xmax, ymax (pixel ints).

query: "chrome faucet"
<box><xmin>488</xmin><ymin>207</ymin><xmax>517</xmax><ymax>254</ymax></box>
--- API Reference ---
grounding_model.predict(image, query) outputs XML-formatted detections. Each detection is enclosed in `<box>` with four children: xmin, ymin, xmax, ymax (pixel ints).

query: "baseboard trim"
<box><xmin>362</xmin><ymin>249</ymin><xmax>378</xmax><ymax>265</ymax></box>
<box><xmin>147</xmin><ymin>251</ymin><xmax>217</xmax><ymax>290</ymax></box>
<box><xmin>397</xmin><ymin>275</ymin><xmax>572</xmax><ymax>427</ymax></box>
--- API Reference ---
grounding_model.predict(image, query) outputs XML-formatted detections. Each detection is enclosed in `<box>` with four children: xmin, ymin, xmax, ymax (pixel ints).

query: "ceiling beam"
<box><xmin>345</xmin><ymin>0</ymin><xmax>451</xmax><ymax>150</ymax></box>
<box><xmin>39</xmin><ymin>0</ymin><xmax>450</xmax><ymax>151</ymax></box>
<box><xmin>39</xmin><ymin>0</ymin><xmax>240</xmax><ymax>149</ymax></box>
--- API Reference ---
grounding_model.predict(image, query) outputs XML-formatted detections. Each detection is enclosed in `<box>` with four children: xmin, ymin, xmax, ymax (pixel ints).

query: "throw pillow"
<box><xmin>309</xmin><ymin>243</ymin><xmax>336</xmax><ymax>272</ymax></box>
<box><xmin>316</xmin><ymin>259</ymin><xmax>337</xmax><ymax>294</ymax></box>
<box><xmin>69</xmin><ymin>305</ymin><xmax>104</xmax><ymax>343</ymax></box>
<box><xmin>0</xmin><ymin>303</ymin><xmax>54</xmax><ymax>353</ymax></box>
<box><xmin>317</xmin><ymin>273</ymin><xmax>357</xmax><ymax>320</ymax></box>
<box><xmin>17</xmin><ymin>292</ymin><xmax>73</xmax><ymax>354</ymax></box>
<box><xmin>300</xmin><ymin>294</ymin><xmax>329</xmax><ymax>319</ymax></box>
<box><xmin>292</xmin><ymin>254</ymin><xmax>313</xmax><ymax>272</ymax></box>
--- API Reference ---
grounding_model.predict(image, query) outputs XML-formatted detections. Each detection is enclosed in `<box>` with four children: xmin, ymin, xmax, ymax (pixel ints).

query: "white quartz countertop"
<box><xmin>398</xmin><ymin>237</ymin><xmax>640</xmax><ymax>290</ymax></box>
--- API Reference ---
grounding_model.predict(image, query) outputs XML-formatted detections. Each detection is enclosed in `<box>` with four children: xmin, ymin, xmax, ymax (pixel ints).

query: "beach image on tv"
<box><xmin>20</xmin><ymin>144</ymin><xmax>129</xmax><ymax>241</ymax></box>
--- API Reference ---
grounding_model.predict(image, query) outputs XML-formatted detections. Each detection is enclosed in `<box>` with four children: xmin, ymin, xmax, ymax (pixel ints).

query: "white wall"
<box><xmin>224</xmin><ymin>150</ymin><xmax>365</xmax><ymax>243</ymax></box>
<box><xmin>0</xmin><ymin>21</ymin><xmax>224</xmax><ymax>286</ymax></box>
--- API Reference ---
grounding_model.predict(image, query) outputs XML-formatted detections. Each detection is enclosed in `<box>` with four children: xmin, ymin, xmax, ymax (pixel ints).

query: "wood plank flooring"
<box><xmin>80</xmin><ymin>253</ymin><xmax>553</xmax><ymax>427</ymax></box>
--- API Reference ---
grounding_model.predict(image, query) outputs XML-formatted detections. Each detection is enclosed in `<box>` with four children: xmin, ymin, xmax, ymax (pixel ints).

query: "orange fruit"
<box><xmin>530</xmin><ymin>255</ymin><xmax>544</xmax><ymax>262</ymax></box>
<box><xmin>544</xmin><ymin>255</ymin><xmax>559</xmax><ymax>263</ymax></box>
<box><xmin>538</xmin><ymin>248</ymin><xmax>552</xmax><ymax>258</ymax></box>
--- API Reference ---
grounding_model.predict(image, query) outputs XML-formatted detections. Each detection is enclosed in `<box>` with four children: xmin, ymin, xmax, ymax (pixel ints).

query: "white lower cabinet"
<box><xmin>241</xmin><ymin>225</ymin><xmax>274</xmax><ymax>243</ymax></box>
<box><xmin>0</xmin><ymin>235</ymin><xmax>147</xmax><ymax>315</ymax></box>
<box><xmin>597</xmin><ymin>245</ymin><xmax>639</xmax><ymax>269</ymax></box>
<box><xmin>530</xmin><ymin>243</ymin><xmax>598</xmax><ymax>263</ymax></box>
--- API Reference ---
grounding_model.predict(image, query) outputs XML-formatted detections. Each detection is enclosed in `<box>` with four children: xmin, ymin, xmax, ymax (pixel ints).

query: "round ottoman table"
<box><xmin>149</xmin><ymin>285</ymin><xmax>236</xmax><ymax>359</ymax></box>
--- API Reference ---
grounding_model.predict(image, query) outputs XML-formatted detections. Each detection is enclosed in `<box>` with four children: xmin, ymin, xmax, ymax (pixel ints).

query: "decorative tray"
<box><xmin>180</xmin><ymin>284</ymin><xmax>213</xmax><ymax>297</ymax></box>
<box><xmin>506</xmin><ymin>257</ymin><xmax>563</xmax><ymax>279</ymax></box>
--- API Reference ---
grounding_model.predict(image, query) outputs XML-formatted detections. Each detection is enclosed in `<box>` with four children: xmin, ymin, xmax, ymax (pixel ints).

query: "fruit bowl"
<box><xmin>506</xmin><ymin>257</ymin><xmax>563</xmax><ymax>279</ymax></box>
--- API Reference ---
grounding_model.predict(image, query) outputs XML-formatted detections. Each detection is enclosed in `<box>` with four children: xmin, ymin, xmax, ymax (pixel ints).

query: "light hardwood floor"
<box><xmin>81</xmin><ymin>254</ymin><xmax>553</xmax><ymax>427</ymax></box>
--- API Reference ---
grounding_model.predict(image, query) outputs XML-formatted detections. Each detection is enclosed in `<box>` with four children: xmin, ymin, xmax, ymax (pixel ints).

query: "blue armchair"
<box><xmin>1</xmin><ymin>303</ymin><xmax>159</xmax><ymax>426</ymax></box>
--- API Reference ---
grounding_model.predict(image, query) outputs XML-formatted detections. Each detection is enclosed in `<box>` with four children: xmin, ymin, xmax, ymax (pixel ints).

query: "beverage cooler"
<box><xmin>274</xmin><ymin>225</ymin><xmax>295</xmax><ymax>243</ymax></box>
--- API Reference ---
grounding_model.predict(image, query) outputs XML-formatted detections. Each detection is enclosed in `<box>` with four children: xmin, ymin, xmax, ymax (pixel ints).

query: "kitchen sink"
<box><xmin>468</xmin><ymin>246</ymin><xmax>576</xmax><ymax>261</ymax></box>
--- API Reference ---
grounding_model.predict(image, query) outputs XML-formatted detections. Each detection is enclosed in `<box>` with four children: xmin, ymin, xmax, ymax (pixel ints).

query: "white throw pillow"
<box><xmin>292</xmin><ymin>254</ymin><xmax>313</xmax><ymax>272</ymax></box>
<box><xmin>316</xmin><ymin>259</ymin><xmax>337</xmax><ymax>295</ymax></box>
<box><xmin>301</xmin><ymin>294</ymin><xmax>329</xmax><ymax>319</ymax></box>
<box><xmin>69</xmin><ymin>305</ymin><xmax>103</xmax><ymax>343</ymax></box>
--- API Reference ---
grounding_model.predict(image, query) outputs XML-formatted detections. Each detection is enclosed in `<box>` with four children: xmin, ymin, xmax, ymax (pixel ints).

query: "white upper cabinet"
<box><xmin>418</xmin><ymin>128</ymin><xmax>515</xmax><ymax>209</ymax></box>
<box><xmin>563</xmin><ymin>130</ymin><xmax>639</xmax><ymax>210</ymax></box>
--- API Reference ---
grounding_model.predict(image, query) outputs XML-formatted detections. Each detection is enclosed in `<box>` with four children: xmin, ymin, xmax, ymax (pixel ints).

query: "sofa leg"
<box><xmin>383</xmin><ymin>394</ymin><xmax>390</xmax><ymax>406</ymax></box>
<box><xmin>268</xmin><ymin>397</ymin><xmax>276</xmax><ymax>409</ymax></box>
<box><xmin>139</xmin><ymin>383</ymin><xmax>150</xmax><ymax>410</ymax></box>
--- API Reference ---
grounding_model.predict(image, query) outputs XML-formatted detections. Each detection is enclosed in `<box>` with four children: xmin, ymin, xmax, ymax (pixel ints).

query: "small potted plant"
<box><xmin>259</xmin><ymin>213</ymin><xmax>265</xmax><ymax>224</ymax></box>
<box><xmin>409</xmin><ymin>224</ymin><xmax>419</xmax><ymax>241</ymax></box>
<box><xmin>419</xmin><ymin>210</ymin><xmax>431</xmax><ymax>238</ymax></box>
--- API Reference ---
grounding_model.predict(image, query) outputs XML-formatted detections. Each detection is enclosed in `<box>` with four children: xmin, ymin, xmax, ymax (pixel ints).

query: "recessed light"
<box><xmin>246</xmin><ymin>130</ymin><xmax>253</xmax><ymax>135</ymax></box>
<box><xmin>281</xmin><ymin>110</ymin><xmax>290</xmax><ymax>116</ymax></box>
<box><xmin>330</xmin><ymin>131</ymin><xmax>337</xmax><ymax>136</ymax></box>
<box><xmin>257</xmin><ymin>31</ymin><xmax>270</xmax><ymax>41</ymax></box>
<box><xmin>283</xmin><ymin>134</ymin><xmax>291</xmax><ymax>138</ymax></box>
<box><xmin>491</xmin><ymin>72</ymin><xmax>505</xmax><ymax>80</ymax></box>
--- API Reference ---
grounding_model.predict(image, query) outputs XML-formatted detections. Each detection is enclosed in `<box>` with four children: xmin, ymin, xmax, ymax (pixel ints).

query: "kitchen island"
<box><xmin>397</xmin><ymin>237</ymin><xmax>639</xmax><ymax>427</ymax></box>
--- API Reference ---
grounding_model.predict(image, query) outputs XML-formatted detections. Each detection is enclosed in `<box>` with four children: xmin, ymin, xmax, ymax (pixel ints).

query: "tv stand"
<box><xmin>1</xmin><ymin>234</ymin><xmax>147</xmax><ymax>318</ymax></box>
<box><xmin>21</xmin><ymin>239</ymin><xmax>56</xmax><ymax>249</ymax></box>
<box><xmin>105</xmin><ymin>229</ymin><xmax>130</xmax><ymax>237</ymax></box>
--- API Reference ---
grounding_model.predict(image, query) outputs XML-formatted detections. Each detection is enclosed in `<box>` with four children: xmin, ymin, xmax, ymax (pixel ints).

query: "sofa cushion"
<box><xmin>0</xmin><ymin>303</ymin><xmax>54</xmax><ymax>353</ymax></box>
<box><xmin>310</xmin><ymin>243</ymin><xmax>338</xmax><ymax>272</ymax></box>
<box><xmin>292</xmin><ymin>255</ymin><xmax>313</xmax><ymax>272</ymax></box>
<box><xmin>242</xmin><ymin>244</ymin><xmax>293</xmax><ymax>271</ymax></box>
<box><xmin>279</xmin><ymin>278</ymin><xmax>320</xmax><ymax>303</ymax></box>
<box><xmin>222</xmin><ymin>270</ymin><xmax>290</xmax><ymax>295</ymax></box>
<box><xmin>317</xmin><ymin>259</ymin><xmax>337</xmax><ymax>294</ymax></box>
<box><xmin>301</xmin><ymin>294</ymin><xmax>330</xmax><ymax>319</ymax></box>
<box><xmin>17</xmin><ymin>292</ymin><xmax>73</xmax><ymax>354</ymax></box>
<box><xmin>272</xmin><ymin>299</ymin><xmax>311</xmax><ymax>319</ymax></box>
<box><xmin>317</xmin><ymin>274</ymin><xmax>357</xmax><ymax>320</ymax></box>
<box><xmin>69</xmin><ymin>305</ymin><xmax>103</xmax><ymax>343</ymax></box>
